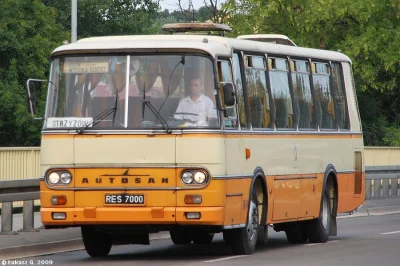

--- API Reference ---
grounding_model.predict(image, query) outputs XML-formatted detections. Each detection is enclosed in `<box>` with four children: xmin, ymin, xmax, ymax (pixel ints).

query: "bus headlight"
<box><xmin>48</xmin><ymin>172</ymin><xmax>60</xmax><ymax>184</ymax></box>
<box><xmin>181</xmin><ymin>172</ymin><xmax>194</xmax><ymax>184</ymax></box>
<box><xmin>194</xmin><ymin>172</ymin><xmax>206</xmax><ymax>184</ymax></box>
<box><xmin>47</xmin><ymin>171</ymin><xmax>73</xmax><ymax>185</ymax></box>
<box><xmin>60</xmin><ymin>172</ymin><xmax>72</xmax><ymax>184</ymax></box>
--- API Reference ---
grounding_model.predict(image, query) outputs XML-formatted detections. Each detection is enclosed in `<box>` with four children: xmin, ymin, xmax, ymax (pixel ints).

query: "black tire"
<box><xmin>170</xmin><ymin>229</ymin><xmax>192</xmax><ymax>244</ymax></box>
<box><xmin>81</xmin><ymin>226</ymin><xmax>112</xmax><ymax>257</ymax></box>
<box><xmin>285</xmin><ymin>223</ymin><xmax>307</xmax><ymax>244</ymax></box>
<box><xmin>257</xmin><ymin>225</ymin><xmax>269</xmax><ymax>246</ymax></box>
<box><xmin>192</xmin><ymin>231</ymin><xmax>214</xmax><ymax>244</ymax></box>
<box><xmin>307</xmin><ymin>190</ymin><xmax>332</xmax><ymax>243</ymax></box>
<box><xmin>230</xmin><ymin>190</ymin><xmax>259</xmax><ymax>255</ymax></box>
<box><xmin>223</xmin><ymin>230</ymin><xmax>233</xmax><ymax>245</ymax></box>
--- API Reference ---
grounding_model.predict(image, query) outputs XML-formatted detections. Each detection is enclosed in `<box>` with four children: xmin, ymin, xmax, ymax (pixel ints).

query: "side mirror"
<box><xmin>26</xmin><ymin>79</ymin><xmax>47</xmax><ymax>119</ymax></box>
<box><xmin>222</xmin><ymin>82</ymin><xmax>236</xmax><ymax>107</ymax></box>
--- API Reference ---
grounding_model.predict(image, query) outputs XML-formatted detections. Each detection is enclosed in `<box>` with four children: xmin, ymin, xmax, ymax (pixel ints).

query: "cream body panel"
<box><xmin>176</xmin><ymin>136</ymin><xmax>226</xmax><ymax>176</ymax></box>
<box><xmin>40</xmin><ymin>137</ymin><xmax>74</xmax><ymax>176</ymax></box>
<box><xmin>225</xmin><ymin>134</ymin><xmax>362</xmax><ymax>175</ymax></box>
<box><xmin>74</xmin><ymin>136</ymin><xmax>175</xmax><ymax>165</ymax></box>
<box><xmin>176</xmin><ymin>137</ymin><xmax>225</xmax><ymax>165</ymax></box>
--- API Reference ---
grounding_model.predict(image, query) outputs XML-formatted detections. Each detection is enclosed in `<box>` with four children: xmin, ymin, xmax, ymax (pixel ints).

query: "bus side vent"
<box><xmin>237</xmin><ymin>34</ymin><xmax>297</xmax><ymax>46</ymax></box>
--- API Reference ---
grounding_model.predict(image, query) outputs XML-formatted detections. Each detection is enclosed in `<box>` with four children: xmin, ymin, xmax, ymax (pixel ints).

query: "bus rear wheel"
<box><xmin>81</xmin><ymin>226</ymin><xmax>112</xmax><ymax>257</ymax></box>
<box><xmin>285</xmin><ymin>223</ymin><xmax>307</xmax><ymax>244</ymax></box>
<box><xmin>230</xmin><ymin>190</ymin><xmax>259</xmax><ymax>255</ymax></box>
<box><xmin>307</xmin><ymin>189</ymin><xmax>332</xmax><ymax>243</ymax></box>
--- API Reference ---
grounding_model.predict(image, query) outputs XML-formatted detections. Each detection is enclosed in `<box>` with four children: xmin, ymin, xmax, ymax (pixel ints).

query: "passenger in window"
<box><xmin>174</xmin><ymin>76</ymin><xmax>217</xmax><ymax>123</ymax></box>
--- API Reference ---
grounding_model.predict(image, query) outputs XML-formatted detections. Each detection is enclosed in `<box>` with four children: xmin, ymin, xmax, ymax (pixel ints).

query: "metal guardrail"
<box><xmin>0</xmin><ymin>178</ymin><xmax>40</xmax><ymax>234</ymax></box>
<box><xmin>0</xmin><ymin>166</ymin><xmax>399</xmax><ymax>235</ymax></box>
<box><xmin>365</xmin><ymin>166</ymin><xmax>400</xmax><ymax>200</ymax></box>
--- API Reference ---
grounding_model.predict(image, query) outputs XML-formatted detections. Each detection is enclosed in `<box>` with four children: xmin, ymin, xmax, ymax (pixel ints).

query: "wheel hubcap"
<box><xmin>247</xmin><ymin>200</ymin><xmax>258</xmax><ymax>241</ymax></box>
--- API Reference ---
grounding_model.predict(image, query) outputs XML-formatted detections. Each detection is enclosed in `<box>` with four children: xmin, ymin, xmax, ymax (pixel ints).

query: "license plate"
<box><xmin>105</xmin><ymin>194</ymin><xmax>145</xmax><ymax>205</ymax></box>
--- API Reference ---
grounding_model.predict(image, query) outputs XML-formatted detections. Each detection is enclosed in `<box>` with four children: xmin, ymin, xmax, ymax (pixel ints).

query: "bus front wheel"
<box><xmin>285</xmin><ymin>223</ymin><xmax>307</xmax><ymax>244</ymax></box>
<box><xmin>192</xmin><ymin>231</ymin><xmax>214</xmax><ymax>244</ymax></box>
<box><xmin>170</xmin><ymin>228</ymin><xmax>192</xmax><ymax>244</ymax></box>
<box><xmin>81</xmin><ymin>226</ymin><xmax>112</xmax><ymax>257</ymax></box>
<box><xmin>230</xmin><ymin>190</ymin><xmax>259</xmax><ymax>255</ymax></box>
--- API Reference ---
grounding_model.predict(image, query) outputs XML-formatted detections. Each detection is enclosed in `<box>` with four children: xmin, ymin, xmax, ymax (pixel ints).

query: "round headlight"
<box><xmin>194</xmin><ymin>172</ymin><xmax>206</xmax><ymax>184</ymax></box>
<box><xmin>61</xmin><ymin>172</ymin><xmax>72</xmax><ymax>184</ymax></box>
<box><xmin>182</xmin><ymin>172</ymin><xmax>194</xmax><ymax>184</ymax></box>
<box><xmin>48</xmin><ymin>172</ymin><xmax>60</xmax><ymax>184</ymax></box>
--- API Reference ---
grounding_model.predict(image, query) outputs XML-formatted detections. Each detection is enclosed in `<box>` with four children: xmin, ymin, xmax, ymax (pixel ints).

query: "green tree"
<box><xmin>225</xmin><ymin>0</ymin><xmax>400</xmax><ymax>145</ymax></box>
<box><xmin>43</xmin><ymin>0</ymin><xmax>161</xmax><ymax>38</ymax></box>
<box><xmin>0</xmin><ymin>0</ymin><xmax>69</xmax><ymax>146</ymax></box>
<box><xmin>198</xmin><ymin>6</ymin><xmax>214</xmax><ymax>22</ymax></box>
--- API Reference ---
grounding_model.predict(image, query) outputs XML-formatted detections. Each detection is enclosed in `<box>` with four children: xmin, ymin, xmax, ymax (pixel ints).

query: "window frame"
<box><xmin>243</xmin><ymin>52</ymin><xmax>274</xmax><ymax>131</ymax></box>
<box><xmin>289</xmin><ymin>56</ymin><xmax>317</xmax><ymax>131</ymax></box>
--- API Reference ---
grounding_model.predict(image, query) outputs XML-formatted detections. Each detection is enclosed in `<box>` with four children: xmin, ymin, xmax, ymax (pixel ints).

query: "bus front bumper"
<box><xmin>41</xmin><ymin>207</ymin><xmax>225</xmax><ymax>226</ymax></box>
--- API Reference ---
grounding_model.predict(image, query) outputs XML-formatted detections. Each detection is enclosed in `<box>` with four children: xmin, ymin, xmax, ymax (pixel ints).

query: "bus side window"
<box><xmin>217</xmin><ymin>60</ymin><xmax>238</xmax><ymax>128</ymax></box>
<box><xmin>291</xmin><ymin>60</ymin><xmax>315</xmax><ymax>129</ymax></box>
<box><xmin>245</xmin><ymin>55</ymin><xmax>271</xmax><ymax>129</ymax></box>
<box><xmin>268</xmin><ymin>57</ymin><xmax>292</xmax><ymax>129</ymax></box>
<box><xmin>331</xmin><ymin>62</ymin><xmax>349</xmax><ymax>130</ymax></box>
<box><xmin>312</xmin><ymin>62</ymin><xmax>336</xmax><ymax>130</ymax></box>
<box><xmin>233</xmin><ymin>53</ymin><xmax>247</xmax><ymax>128</ymax></box>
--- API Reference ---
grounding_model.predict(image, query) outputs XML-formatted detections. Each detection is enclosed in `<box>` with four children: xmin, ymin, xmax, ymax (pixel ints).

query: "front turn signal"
<box><xmin>184</xmin><ymin>194</ymin><xmax>202</xmax><ymax>204</ymax></box>
<box><xmin>51</xmin><ymin>195</ymin><xmax>67</xmax><ymax>205</ymax></box>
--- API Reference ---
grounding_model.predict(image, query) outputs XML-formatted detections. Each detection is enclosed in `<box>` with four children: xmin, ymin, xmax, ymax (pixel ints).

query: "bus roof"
<box><xmin>51</xmin><ymin>34</ymin><xmax>352</xmax><ymax>63</ymax></box>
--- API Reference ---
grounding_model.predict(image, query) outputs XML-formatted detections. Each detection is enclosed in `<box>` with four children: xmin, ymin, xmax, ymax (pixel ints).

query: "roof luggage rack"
<box><xmin>237</xmin><ymin>34</ymin><xmax>297</xmax><ymax>46</ymax></box>
<box><xmin>162</xmin><ymin>22</ymin><xmax>232</xmax><ymax>36</ymax></box>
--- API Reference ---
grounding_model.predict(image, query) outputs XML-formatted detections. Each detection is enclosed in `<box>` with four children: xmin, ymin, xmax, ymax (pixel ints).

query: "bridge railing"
<box><xmin>0</xmin><ymin>165</ymin><xmax>399</xmax><ymax>234</ymax></box>
<box><xmin>365</xmin><ymin>165</ymin><xmax>400</xmax><ymax>199</ymax></box>
<box><xmin>0</xmin><ymin>179</ymin><xmax>40</xmax><ymax>234</ymax></box>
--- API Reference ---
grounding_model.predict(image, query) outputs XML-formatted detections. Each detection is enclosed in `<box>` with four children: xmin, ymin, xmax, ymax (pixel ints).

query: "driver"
<box><xmin>174</xmin><ymin>76</ymin><xmax>217</xmax><ymax>122</ymax></box>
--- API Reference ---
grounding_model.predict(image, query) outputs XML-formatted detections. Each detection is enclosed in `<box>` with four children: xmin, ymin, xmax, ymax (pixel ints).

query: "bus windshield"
<box><xmin>45</xmin><ymin>54</ymin><xmax>219</xmax><ymax>130</ymax></box>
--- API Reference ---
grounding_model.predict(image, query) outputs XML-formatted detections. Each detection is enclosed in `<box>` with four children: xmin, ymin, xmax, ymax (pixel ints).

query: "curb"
<box><xmin>0</xmin><ymin>232</ymin><xmax>170</xmax><ymax>260</ymax></box>
<box><xmin>337</xmin><ymin>205</ymin><xmax>400</xmax><ymax>219</ymax></box>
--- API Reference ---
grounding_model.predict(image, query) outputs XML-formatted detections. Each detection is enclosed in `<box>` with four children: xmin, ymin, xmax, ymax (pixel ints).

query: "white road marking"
<box><xmin>328</xmin><ymin>240</ymin><xmax>340</xmax><ymax>243</ymax></box>
<box><xmin>304</xmin><ymin>243</ymin><xmax>320</xmax><ymax>246</ymax></box>
<box><xmin>304</xmin><ymin>240</ymin><xmax>339</xmax><ymax>246</ymax></box>
<box><xmin>380</xmin><ymin>230</ymin><xmax>400</xmax><ymax>235</ymax></box>
<box><xmin>204</xmin><ymin>255</ymin><xmax>249</xmax><ymax>263</ymax></box>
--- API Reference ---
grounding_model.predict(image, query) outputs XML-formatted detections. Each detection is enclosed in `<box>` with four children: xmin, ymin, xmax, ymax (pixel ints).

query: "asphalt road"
<box><xmin>8</xmin><ymin>214</ymin><xmax>400</xmax><ymax>266</ymax></box>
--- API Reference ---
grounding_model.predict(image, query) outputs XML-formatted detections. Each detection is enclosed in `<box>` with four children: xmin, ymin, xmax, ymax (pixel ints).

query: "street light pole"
<box><xmin>71</xmin><ymin>0</ymin><xmax>77</xmax><ymax>43</ymax></box>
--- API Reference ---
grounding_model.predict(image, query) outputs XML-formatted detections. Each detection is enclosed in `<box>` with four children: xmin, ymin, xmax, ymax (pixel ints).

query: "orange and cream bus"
<box><xmin>27</xmin><ymin>23</ymin><xmax>365</xmax><ymax>257</ymax></box>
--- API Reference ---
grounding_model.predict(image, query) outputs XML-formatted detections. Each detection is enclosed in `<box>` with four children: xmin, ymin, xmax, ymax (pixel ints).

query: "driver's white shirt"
<box><xmin>174</xmin><ymin>94</ymin><xmax>217</xmax><ymax>121</ymax></box>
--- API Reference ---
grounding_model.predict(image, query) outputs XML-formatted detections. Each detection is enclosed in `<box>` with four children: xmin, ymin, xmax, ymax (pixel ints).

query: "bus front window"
<box><xmin>45</xmin><ymin>55</ymin><xmax>219</xmax><ymax>130</ymax></box>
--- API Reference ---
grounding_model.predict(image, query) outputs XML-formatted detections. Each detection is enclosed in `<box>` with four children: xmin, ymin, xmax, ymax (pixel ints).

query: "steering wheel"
<box><xmin>170</xmin><ymin>112</ymin><xmax>198</xmax><ymax>121</ymax></box>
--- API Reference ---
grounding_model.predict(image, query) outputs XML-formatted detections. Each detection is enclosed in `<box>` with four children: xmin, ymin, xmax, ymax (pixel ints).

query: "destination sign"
<box><xmin>63</xmin><ymin>62</ymin><xmax>109</xmax><ymax>73</ymax></box>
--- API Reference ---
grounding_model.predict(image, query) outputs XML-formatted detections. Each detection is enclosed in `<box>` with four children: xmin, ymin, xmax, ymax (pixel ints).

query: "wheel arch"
<box><xmin>246</xmin><ymin>167</ymin><xmax>268</xmax><ymax>226</ymax></box>
<box><xmin>323</xmin><ymin>164</ymin><xmax>339</xmax><ymax>236</ymax></box>
<box><xmin>323</xmin><ymin>164</ymin><xmax>339</xmax><ymax>217</ymax></box>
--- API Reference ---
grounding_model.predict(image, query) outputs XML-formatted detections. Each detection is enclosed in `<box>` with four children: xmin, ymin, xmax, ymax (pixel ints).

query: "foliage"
<box><xmin>225</xmin><ymin>0</ymin><xmax>400</xmax><ymax>145</ymax></box>
<box><xmin>42</xmin><ymin>0</ymin><xmax>161</xmax><ymax>38</ymax></box>
<box><xmin>0</xmin><ymin>0</ymin><xmax>68</xmax><ymax>146</ymax></box>
<box><xmin>2</xmin><ymin>0</ymin><xmax>400</xmax><ymax>146</ymax></box>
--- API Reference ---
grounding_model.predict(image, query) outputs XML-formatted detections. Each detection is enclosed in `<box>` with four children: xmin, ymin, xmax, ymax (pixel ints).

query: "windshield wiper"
<box><xmin>77</xmin><ymin>106</ymin><xmax>115</xmax><ymax>134</ymax></box>
<box><xmin>141</xmin><ymin>83</ymin><xmax>171</xmax><ymax>134</ymax></box>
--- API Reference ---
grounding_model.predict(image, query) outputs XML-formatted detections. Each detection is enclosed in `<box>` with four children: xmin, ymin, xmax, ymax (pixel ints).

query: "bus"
<box><xmin>26</xmin><ymin>23</ymin><xmax>365</xmax><ymax>257</ymax></box>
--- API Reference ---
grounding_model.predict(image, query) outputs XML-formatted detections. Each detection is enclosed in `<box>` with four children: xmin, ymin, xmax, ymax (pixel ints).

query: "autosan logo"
<box><xmin>80</xmin><ymin>169</ymin><xmax>169</xmax><ymax>185</ymax></box>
